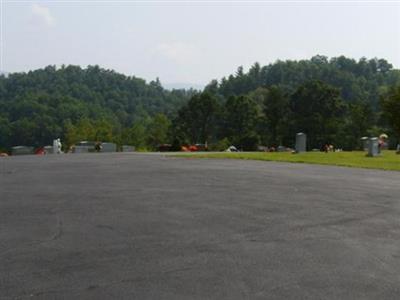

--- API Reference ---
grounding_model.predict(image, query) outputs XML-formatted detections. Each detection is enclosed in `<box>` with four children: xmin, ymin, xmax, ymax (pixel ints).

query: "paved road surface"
<box><xmin>1</xmin><ymin>153</ymin><xmax>400</xmax><ymax>299</ymax></box>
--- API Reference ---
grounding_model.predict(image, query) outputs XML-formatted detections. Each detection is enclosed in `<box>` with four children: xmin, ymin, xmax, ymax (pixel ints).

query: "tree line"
<box><xmin>0</xmin><ymin>56</ymin><xmax>399</xmax><ymax>152</ymax></box>
<box><xmin>172</xmin><ymin>81</ymin><xmax>399</xmax><ymax>151</ymax></box>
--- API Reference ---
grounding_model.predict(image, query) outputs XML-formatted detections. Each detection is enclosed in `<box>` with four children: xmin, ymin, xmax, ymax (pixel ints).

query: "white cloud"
<box><xmin>31</xmin><ymin>3</ymin><xmax>55</xmax><ymax>27</ymax></box>
<box><xmin>154</xmin><ymin>42</ymin><xmax>200</xmax><ymax>65</ymax></box>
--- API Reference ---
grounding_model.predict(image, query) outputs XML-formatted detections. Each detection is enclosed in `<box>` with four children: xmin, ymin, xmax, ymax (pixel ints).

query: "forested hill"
<box><xmin>0</xmin><ymin>56</ymin><xmax>399</xmax><ymax>151</ymax></box>
<box><xmin>205</xmin><ymin>55</ymin><xmax>400</xmax><ymax>108</ymax></box>
<box><xmin>0</xmin><ymin>65</ymin><xmax>194</xmax><ymax>149</ymax></box>
<box><xmin>174</xmin><ymin>56</ymin><xmax>400</xmax><ymax>151</ymax></box>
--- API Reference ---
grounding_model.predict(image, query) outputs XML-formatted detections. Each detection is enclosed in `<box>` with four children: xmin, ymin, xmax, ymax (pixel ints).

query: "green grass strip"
<box><xmin>174</xmin><ymin>151</ymin><xmax>400</xmax><ymax>171</ymax></box>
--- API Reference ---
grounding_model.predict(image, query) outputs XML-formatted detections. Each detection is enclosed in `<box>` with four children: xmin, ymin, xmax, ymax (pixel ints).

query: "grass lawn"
<box><xmin>175</xmin><ymin>151</ymin><xmax>400</xmax><ymax>171</ymax></box>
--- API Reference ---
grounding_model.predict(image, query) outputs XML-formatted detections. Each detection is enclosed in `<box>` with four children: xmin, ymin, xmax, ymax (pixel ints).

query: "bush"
<box><xmin>209</xmin><ymin>138</ymin><xmax>231</xmax><ymax>151</ymax></box>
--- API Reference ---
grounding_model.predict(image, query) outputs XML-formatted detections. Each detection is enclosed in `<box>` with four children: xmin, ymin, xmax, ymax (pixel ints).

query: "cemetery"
<box><xmin>3</xmin><ymin>131</ymin><xmax>399</xmax><ymax>172</ymax></box>
<box><xmin>176</xmin><ymin>132</ymin><xmax>400</xmax><ymax>171</ymax></box>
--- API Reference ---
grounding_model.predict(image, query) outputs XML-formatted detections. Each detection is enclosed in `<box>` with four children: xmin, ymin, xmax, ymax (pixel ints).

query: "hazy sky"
<box><xmin>2</xmin><ymin>1</ymin><xmax>400</xmax><ymax>86</ymax></box>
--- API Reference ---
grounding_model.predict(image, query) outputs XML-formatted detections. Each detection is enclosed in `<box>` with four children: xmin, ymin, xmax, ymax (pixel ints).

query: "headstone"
<box><xmin>277</xmin><ymin>145</ymin><xmax>286</xmax><ymax>152</ymax></box>
<box><xmin>11</xmin><ymin>146</ymin><xmax>34</xmax><ymax>155</ymax></box>
<box><xmin>74</xmin><ymin>141</ymin><xmax>95</xmax><ymax>153</ymax></box>
<box><xmin>53</xmin><ymin>139</ymin><xmax>58</xmax><ymax>153</ymax></box>
<box><xmin>122</xmin><ymin>145</ymin><xmax>135</xmax><ymax>152</ymax></box>
<box><xmin>295</xmin><ymin>133</ymin><xmax>306</xmax><ymax>153</ymax></box>
<box><xmin>101</xmin><ymin>142</ymin><xmax>117</xmax><ymax>152</ymax></box>
<box><xmin>396</xmin><ymin>144</ymin><xmax>400</xmax><ymax>154</ymax></box>
<box><xmin>360</xmin><ymin>137</ymin><xmax>369</xmax><ymax>151</ymax></box>
<box><xmin>367</xmin><ymin>137</ymin><xmax>380</xmax><ymax>157</ymax></box>
<box><xmin>44</xmin><ymin>145</ymin><xmax>53</xmax><ymax>154</ymax></box>
<box><xmin>74</xmin><ymin>146</ymin><xmax>90</xmax><ymax>153</ymax></box>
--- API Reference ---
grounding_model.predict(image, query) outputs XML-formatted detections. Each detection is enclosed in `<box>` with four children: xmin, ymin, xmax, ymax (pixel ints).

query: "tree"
<box><xmin>290</xmin><ymin>80</ymin><xmax>346</xmax><ymax>149</ymax></box>
<box><xmin>346</xmin><ymin>101</ymin><xmax>374</xmax><ymax>147</ymax></box>
<box><xmin>65</xmin><ymin>118</ymin><xmax>95</xmax><ymax>146</ymax></box>
<box><xmin>0</xmin><ymin>116</ymin><xmax>11</xmax><ymax>151</ymax></box>
<box><xmin>224</xmin><ymin>95</ymin><xmax>260</xmax><ymax>150</ymax></box>
<box><xmin>261</xmin><ymin>86</ymin><xmax>289</xmax><ymax>146</ymax></box>
<box><xmin>204</xmin><ymin>80</ymin><xmax>219</xmax><ymax>94</ymax></box>
<box><xmin>147</xmin><ymin>113</ymin><xmax>171</xmax><ymax>149</ymax></box>
<box><xmin>122</xmin><ymin>121</ymin><xmax>148</xmax><ymax>149</ymax></box>
<box><xmin>173</xmin><ymin>92</ymin><xmax>219</xmax><ymax>144</ymax></box>
<box><xmin>248</xmin><ymin>62</ymin><xmax>262</xmax><ymax>89</ymax></box>
<box><xmin>381</xmin><ymin>86</ymin><xmax>400</xmax><ymax>138</ymax></box>
<box><xmin>10</xmin><ymin>118</ymin><xmax>39</xmax><ymax>147</ymax></box>
<box><xmin>93</xmin><ymin>119</ymin><xmax>115</xmax><ymax>142</ymax></box>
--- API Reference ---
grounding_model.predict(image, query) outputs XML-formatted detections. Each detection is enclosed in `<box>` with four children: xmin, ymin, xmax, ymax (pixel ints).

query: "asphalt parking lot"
<box><xmin>1</xmin><ymin>153</ymin><xmax>400</xmax><ymax>299</ymax></box>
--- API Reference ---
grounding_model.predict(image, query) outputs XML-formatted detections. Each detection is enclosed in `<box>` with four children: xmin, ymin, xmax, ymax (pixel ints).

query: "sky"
<box><xmin>1</xmin><ymin>0</ymin><xmax>400</xmax><ymax>87</ymax></box>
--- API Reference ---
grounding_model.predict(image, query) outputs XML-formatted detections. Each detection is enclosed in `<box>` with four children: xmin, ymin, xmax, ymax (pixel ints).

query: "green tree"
<box><xmin>10</xmin><ymin>118</ymin><xmax>39</xmax><ymax>146</ymax></box>
<box><xmin>224</xmin><ymin>95</ymin><xmax>260</xmax><ymax>150</ymax></box>
<box><xmin>65</xmin><ymin>118</ymin><xmax>95</xmax><ymax>146</ymax></box>
<box><xmin>340</xmin><ymin>101</ymin><xmax>374</xmax><ymax>149</ymax></box>
<box><xmin>381</xmin><ymin>86</ymin><xmax>400</xmax><ymax>138</ymax></box>
<box><xmin>260</xmin><ymin>86</ymin><xmax>289</xmax><ymax>146</ymax></box>
<box><xmin>0</xmin><ymin>116</ymin><xmax>11</xmax><ymax>150</ymax></box>
<box><xmin>290</xmin><ymin>80</ymin><xmax>346</xmax><ymax>149</ymax></box>
<box><xmin>120</xmin><ymin>118</ymin><xmax>151</xmax><ymax>150</ymax></box>
<box><xmin>92</xmin><ymin>119</ymin><xmax>115</xmax><ymax>142</ymax></box>
<box><xmin>173</xmin><ymin>92</ymin><xmax>219</xmax><ymax>144</ymax></box>
<box><xmin>147</xmin><ymin>113</ymin><xmax>171</xmax><ymax>149</ymax></box>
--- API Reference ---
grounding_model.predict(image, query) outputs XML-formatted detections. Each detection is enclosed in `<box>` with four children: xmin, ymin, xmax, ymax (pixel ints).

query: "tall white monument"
<box><xmin>53</xmin><ymin>138</ymin><xmax>63</xmax><ymax>154</ymax></box>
